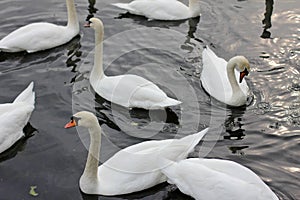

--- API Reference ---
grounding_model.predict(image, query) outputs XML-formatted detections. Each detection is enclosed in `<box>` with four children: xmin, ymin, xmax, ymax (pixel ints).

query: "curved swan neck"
<box><xmin>227</xmin><ymin>58</ymin><xmax>241</xmax><ymax>94</ymax></box>
<box><xmin>189</xmin><ymin>0</ymin><xmax>201</xmax><ymax>17</ymax></box>
<box><xmin>66</xmin><ymin>0</ymin><xmax>79</xmax><ymax>30</ymax></box>
<box><xmin>91</xmin><ymin>23</ymin><xmax>105</xmax><ymax>81</ymax></box>
<box><xmin>82</xmin><ymin>124</ymin><xmax>102</xmax><ymax>180</ymax></box>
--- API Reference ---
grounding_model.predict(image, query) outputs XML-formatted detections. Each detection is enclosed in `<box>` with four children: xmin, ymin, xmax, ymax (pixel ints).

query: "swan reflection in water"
<box><xmin>94</xmin><ymin>91</ymin><xmax>180</xmax><ymax>137</ymax></box>
<box><xmin>115</xmin><ymin>13</ymin><xmax>202</xmax><ymax>50</ymax></box>
<box><xmin>224</xmin><ymin>106</ymin><xmax>249</xmax><ymax>155</ymax></box>
<box><xmin>261</xmin><ymin>0</ymin><xmax>274</xmax><ymax>39</ymax></box>
<box><xmin>86</xmin><ymin>0</ymin><xmax>98</xmax><ymax>21</ymax></box>
<box><xmin>224</xmin><ymin>107</ymin><xmax>246</xmax><ymax>140</ymax></box>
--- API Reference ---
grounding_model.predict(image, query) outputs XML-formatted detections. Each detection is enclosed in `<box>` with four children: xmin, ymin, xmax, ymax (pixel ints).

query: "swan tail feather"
<box><xmin>161</xmin><ymin>128</ymin><xmax>208</xmax><ymax>161</ymax></box>
<box><xmin>13</xmin><ymin>82</ymin><xmax>35</xmax><ymax>107</ymax></box>
<box><xmin>160</xmin><ymin>97</ymin><xmax>181</xmax><ymax>107</ymax></box>
<box><xmin>179</xmin><ymin>128</ymin><xmax>209</xmax><ymax>156</ymax></box>
<box><xmin>202</xmin><ymin>45</ymin><xmax>214</xmax><ymax>60</ymax></box>
<box><xmin>159</xmin><ymin>158</ymin><xmax>178</xmax><ymax>184</ymax></box>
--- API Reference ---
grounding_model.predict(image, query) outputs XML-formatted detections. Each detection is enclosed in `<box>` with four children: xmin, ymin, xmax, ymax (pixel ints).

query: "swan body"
<box><xmin>0</xmin><ymin>82</ymin><xmax>35</xmax><ymax>154</ymax></box>
<box><xmin>0</xmin><ymin>0</ymin><xmax>79</xmax><ymax>53</ymax></box>
<box><xmin>112</xmin><ymin>0</ymin><xmax>201</xmax><ymax>20</ymax></box>
<box><xmin>200</xmin><ymin>46</ymin><xmax>250</xmax><ymax>106</ymax></box>
<box><xmin>161</xmin><ymin>158</ymin><xmax>279</xmax><ymax>200</ymax></box>
<box><xmin>65</xmin><ymin>111</ymin><xmax>208</xmax><ymax>195</ymax></box>
<box><xmin>86</xmin><ymin>17</ymin><xmax>181</xmax><ymax>109</ymax></box>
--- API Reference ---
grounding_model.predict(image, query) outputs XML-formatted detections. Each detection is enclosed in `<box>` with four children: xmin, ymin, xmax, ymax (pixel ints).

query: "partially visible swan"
<box><xmin>0</xmin><ymin>0</ymin><xmax>79</xmax><ymax>53</ymax></box>
<box><xmin>161</xmin><ymin>158</ymin><xmax>279</xmax><ymax>200</ymax></box>
<box><xmin>0</xmin><ymin>82</ymin><xmax>35</xmax><ymax>154</ymax></box>
<box><xmin>112</xmin><ymin>0</ymin><xmax>201</xmax><ymax>21</ymax></box>
<box><xmin>85</xmin><ymin>17</ymin><xmax>181</xmax><ymax>109</ymax></box>
<box><xmin>200</xmin><ymin>46</ymin><xmax>250</xmax><ymax>106</ymax></box>
<box><xmin>64</xmin><ymin>111</ymin><xmax>208</xmax><ymax>195</ymax></box>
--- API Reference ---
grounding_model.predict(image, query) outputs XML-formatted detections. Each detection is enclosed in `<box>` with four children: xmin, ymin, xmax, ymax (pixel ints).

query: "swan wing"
<box><xmin>0</xmin><ymin>82</ymin><xmax>35</xmax><ymax>153</ymax></box>
<box><xmin>162</xmin><ymin>158</ymin><xmax>278</xmax><ymax>200</ymax></box>
<box><xmin>113</xmin><ymin>0</ymin><xmax>190</xmax><ymax>20</ymax></box>
<box><xmin>188</xmin><ymin>158</ymin><xmax>274</xmax><ymax>188</ymax></box>
<box><xmin>201</xmin><ymin>47</ymin><xmax>233</xmax><ymax>103</ymax></box>
<box><xmin>0</xmin><ymin>103</ymin><xmax>16</xmax><ymax>116</ymax></box>
<box><xmin>95</xmin><ymin>75</ymin><xmax>181</xmax><ymax>109</ymax></box>
<box><xmin>0</xmin><ymin>23</ymin><xmax>77</xmax><ymax>52</ymax></box>
<box><xmin>97</xmin><ymin>128</ymin><xmax>208</xmax><ymax>195</ymax></box>
<box><xmin>102</xmin><ymin>128</ymin><xmax>208</xmax><ymax>172</ymax></box>
<box><xmin>0</xmin><ymin>82</ymin><xmax>34</xmax><ymax>116</ymax></box>
<box><xmin>13</xmin><ymin>82</ymin><xmax>35</xmax><ymax>105</ymax></box>
<box><xmin>201</xmin><ymin>47</ymin><xmax>250</xmax><ymax>103</ymax></box>
<box><xmin>0</xmin><ymin>103</ymin><xmax>34</xmax><ymax>153</ymax></box>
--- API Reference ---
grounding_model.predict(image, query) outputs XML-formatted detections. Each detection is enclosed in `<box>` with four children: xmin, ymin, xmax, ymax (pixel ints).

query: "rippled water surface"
<box><xmin>0</xmin><ymin>0</ymin><xmax>299</xmax><ymax>199</ymax></box>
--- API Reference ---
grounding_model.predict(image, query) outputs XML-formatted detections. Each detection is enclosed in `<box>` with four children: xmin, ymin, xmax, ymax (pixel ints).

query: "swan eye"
<box><xmin>243</xmin><ymin>68</ymin><xmax>249</xmax><ymax>76</ymax></box>
<box><xmin>71</xmin><ymin>116</ymin><xmax>80</xmax><ymax>123</ymax></box>
<box><xmin>65</xmin><ymin>116</ymin><xmax>80</xmax><ymax>129</ymax></box>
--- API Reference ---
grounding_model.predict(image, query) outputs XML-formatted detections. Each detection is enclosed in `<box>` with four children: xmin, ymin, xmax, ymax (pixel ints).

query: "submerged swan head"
<box><xmin>228</xmin><ymin>56</ymin><xmax>250</xmax><ymax>83</ymax></box>
<box><xmin>64</xmin><ymin>111</ymin><xmax>98</xmax><ymax>129</ymax></box>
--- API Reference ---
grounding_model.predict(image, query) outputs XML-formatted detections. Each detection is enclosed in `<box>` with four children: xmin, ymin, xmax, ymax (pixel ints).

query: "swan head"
<box><xmin>231</xmin><ymin>56</ymin><xmax>250</xmax><ymax>83</ymax></box>
<box><xmin>84</xmin><ymin>17</ymin><xmax>104</xmax><ymax>32</ymax></box>
<box><xmin>64</xmin><ymin>111</ymin><xmax>98</xmax><ymax>129</ymax></box>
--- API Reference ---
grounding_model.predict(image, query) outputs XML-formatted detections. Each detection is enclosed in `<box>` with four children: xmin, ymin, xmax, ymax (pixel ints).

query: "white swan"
<box><xmin>200</xmin><ymin>46</ymin><xmax>250</xmax><ymax>106</ymax></box>
<box><xmin>161</xmin><ymin>158</ymin><xmax>279</xmax><ymax>200</ymax></box>
<box><xmin>0</xmin><ymin>82</ymin><xmax>35</xmax><ymax>154</ymax></box>
<box><xmin>64</xmin><ymin>111</ymin><xmax>208</xmax><ymax>195</ymax></box>
<box><xmin>85</xmin><ymin>17</ymin><xmax>181</xmax><ymax>109</ymax></box>
<box><xmin>0</xmin><ymin>0</ymin><xmax>79</xmax><ymax>53</ymax></box>
<box><xmin>112</xmin><ymin>0</ymin><xmax>201</xmax><ymax>21</ymax></box>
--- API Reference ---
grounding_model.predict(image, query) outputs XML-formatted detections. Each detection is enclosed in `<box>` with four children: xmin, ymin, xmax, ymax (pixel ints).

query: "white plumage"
<box><xmin>200</xmin><ymin>46</ymin><xmax>250</xmax><ymax>106</ymax></box>
<box><xmin>0</xmin><ymin>82</ymin><xmax>35</xmax><ymax>154</ymax></box>
<box><xmin>112</xmin><ymin>0</ymin><xmax>201</xmax><ymax>21</ymax></box>
<box><xmin>87</xmin><ymin>17</ymin><xmax>181</xmax><ymax>109</ymax></box>
<box><xmin>65</xmin><ymin>111</ymin><xmax>208</xmax><ymax>195</ymax></box>
<box><xmin>0</xmin><ymin>0</ymin><xmax>79</xmax><ymax>53</ymax></box>
<box><xmin>161</xmin><ymin>158</ymin><xmax>279</xmax><ymax>200</ymax></box>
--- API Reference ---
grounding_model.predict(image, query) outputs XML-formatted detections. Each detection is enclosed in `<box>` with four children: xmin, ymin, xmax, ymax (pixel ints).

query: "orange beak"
<box><xmin>64</xmin><ymin>120</ymin><xmax>76</xmax><ymax>129</ymax></box>
<box><xmin>84</xmin><ymin>22</ymin><xmax>90</xmax><ymax>28</ymax></box>
<box><xmin>239</xmin><ymin>69</ymin><xmax>249</xmax><ymax>83</ymax></box>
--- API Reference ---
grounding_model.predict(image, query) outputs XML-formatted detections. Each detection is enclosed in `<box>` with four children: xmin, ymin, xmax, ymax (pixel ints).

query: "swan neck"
<box><xmin>82</xmin><ymin>125</ymin><xmax>101</xmax><ymax>180</ymax></box>
<box><xmin>91</xmin><ymin>26</ymin><xmax>105</xmax><ymax>81</ymax></box>
<box><xmin>66</xmin><ymin>0</ymin><xmax>79</xmax><ymax>30</ymax></box>
<box><xmin>227</xmin><ymin>59</ymin><xmax>241</xmax><ymax>94</ymax></box>
<box><xmin>189</xmin><ymin>0</ymin><xmax>201</xmax><ymax>17</ymax></box>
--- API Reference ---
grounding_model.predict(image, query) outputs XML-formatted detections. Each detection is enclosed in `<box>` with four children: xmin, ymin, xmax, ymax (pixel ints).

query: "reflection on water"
<box><xmin>0</xmin><ymin>123</ymin><xmax>37</xmax><ymax>162</ymax></box>
<box><xmin>65</xmin><ymin>36</ymin><xmax>82</xmax><ymax>84</ymax></box>
<box><xmin>228</xmin><ymin>146</ymin><xmax>249</xmax><ymax>155</ymax></box>
<box><xmin>86</xmin><ymin>0</ymin><xmax>98</xmax><ymax>21</ymax></box>
<box><xmin>224</xmin><ymin>107</ymin><xmax>246</xmax><ymax>140</ymax></box>
<box><xmin>181</xmin><ymin>16</ymin><xmax>203</xmax><ymax>54</ymax></box>
<box><xmin>261</xmin><ymin>0</ymin><xmax>274</xmax><ymax>39</ymax></box>
<box><xmin>0</xmin><ymin>0</ymin><xmax>299</xmax><ymax>199</ymax></box>
<box><xmin>81</xmin><ymin>183</ymin><xmax>194</xmax><ymax>200</ymax></box>
<box><xmin>287</xmin><ymin>102</ymin><xmax>300</xmax><ymax>127</ymax></box>
<box><xmin>223</xmin><ymin>107</ymin><xmax>249</xmax><ymax>156</ymax></box>
<box><xmin>66</xmin><ymin>36</ymin><xmax>82</xmax><ymax>71</ymax></box>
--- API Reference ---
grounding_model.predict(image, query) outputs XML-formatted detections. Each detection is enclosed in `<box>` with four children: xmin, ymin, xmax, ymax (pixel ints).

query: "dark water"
<box><xmin>0</xmin><ymin>0</ymin><xmax>299</xmax><ymax>199</ymax></box>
